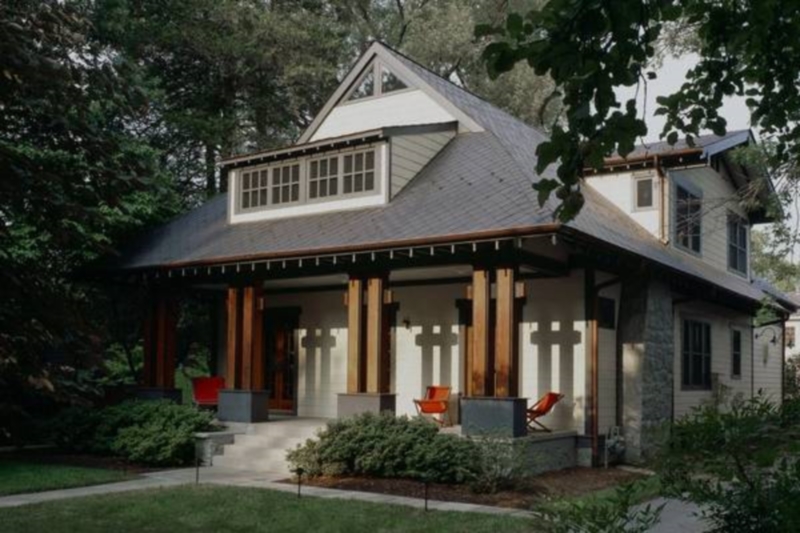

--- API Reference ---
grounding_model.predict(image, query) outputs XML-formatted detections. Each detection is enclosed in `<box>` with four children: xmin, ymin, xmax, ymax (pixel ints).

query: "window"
<box><xmin>270</xmin><ymin>163</ymin><xmax>300</xmax><ymax>205</ymax></box>
<box><xmin>676</xmin><ymin>185</ymin><xmax>702</xmax><ymax>253</ymax></box>
<box><xmin>635</xmin><ymin>178</ymin><xmax>654</xmax><ymax>209</ymax></box>
<box><xmin>240</xmin><ymin>169</ymin><xmax>269</xmax><ymax>210</ymax></box>
<box><xmin>731</xmin><ymin>329</ymin><xmax>742</xmax><ymax>378</ymax></box>
<box><xmin>598</xmin><ymin>297</ymin><xmax>616</xmax><ymax>329</ymax></box>
<box><xmin>727</xmin><ymin>215</ymin><xmax>748</xmax><ymax>274</ymax></box>
<box><xmin>347</xmin><ymin>69</ymin><xmax>375</xmax><ymax>102</ymax></box>
<box><xmin>682</xmin><ymin>319</ymin><xmax>711</xmax><ymax>389</ymax></box>
<box><xmin>381</xmin><ymin>66</ymin><xmax>407</xmax><ymax>93</ymax></box>
<box><xmin>343</xmin><ymin>150</ymin><xmax>375</xmax><ymax>194</ymax></box>
<box><xmin>788</xmin><ymin>327</ymin><xmax>796</xmax><ymax>349</ymax></box>
<box><xmin>309</xmin><ymin>156</ymin><xmax>339</xmax><ymax>199</ymax></box>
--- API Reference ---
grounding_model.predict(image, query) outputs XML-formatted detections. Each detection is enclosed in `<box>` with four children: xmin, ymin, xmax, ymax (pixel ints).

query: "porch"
<box><xmin>135</xmin><ymin>234</ymin><xmax>620</xmax><ymax>467</ymax></box>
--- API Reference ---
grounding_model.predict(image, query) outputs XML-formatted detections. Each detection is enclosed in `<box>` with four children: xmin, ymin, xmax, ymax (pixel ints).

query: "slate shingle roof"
<box><xmin>112</xmin><ymin>44</ymin><xmax>788</xmax><ymax>308</ymax></box>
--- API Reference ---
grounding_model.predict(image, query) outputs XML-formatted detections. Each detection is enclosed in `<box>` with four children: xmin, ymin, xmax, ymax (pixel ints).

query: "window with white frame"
<box><xmin>240</xmin><ymin>168</ymin><xmax>269</xmax><ymax>210</ymax></box>
<box><xmin>270</xmin><ymin>163</ymin><xmax>300</xmax><ymax>206</ymax></box>
<box><xmin>635</xmin><ymin>177</ymin><xmax>654</xmax><ymax>209</ymax></box>
<box><xmin>236</xmin><ymin>146</ymin><xmax>380</xmax><ymax>213</ymax></box>
<box><xmin>727</xmin><ymin>214</ymin><xmax>748</xmax><ymax>274</ymax></box>
<box><xmin>345</xmin><ymin>62</ymin><xmax>409</xmax><ymax>103</ymax></box>
<box><xmin>675</xmin><ymin>184</ymin><xmax>702</xmax><ymax>253</ymax></box>
<box><xmin>343</xmin><ymin>150</ymin><xmax>375</xmax><ymax>194</ymax></box>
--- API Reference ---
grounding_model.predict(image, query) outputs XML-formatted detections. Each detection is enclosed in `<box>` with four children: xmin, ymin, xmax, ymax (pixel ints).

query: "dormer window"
<box><xmin>233</xmin><ymin>143</ymin><xmax>385</xmax><ymax>221</ymax></box>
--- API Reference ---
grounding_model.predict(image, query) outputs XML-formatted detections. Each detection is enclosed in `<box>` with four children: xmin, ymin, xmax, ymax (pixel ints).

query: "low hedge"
<box><xmin>50</xmin><ymin>400</ymin><xmax>216</xmax><ymax>466</ymax></box>
<box><xmin>287</xmin><ymin>412</ymin><xmax>478</xmax><ymax>484</ymax></box>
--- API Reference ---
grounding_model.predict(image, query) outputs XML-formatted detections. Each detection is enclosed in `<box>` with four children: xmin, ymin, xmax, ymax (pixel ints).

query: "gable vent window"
<box><xmin>270</xmin><ymin>163</ymin><xmax>300</xmax><ymax>205</ymax></box>
<box><xmin>675</xmin><ymin>184</ymin><xmax>702</xmax><ymax>253</ymax></box>
<box><xmin>727</xmin><ymin>215</ymin><xmax>748</xmax><ymax>275</ymax></box>
<box><xmin>348</xmin><ymin>69</ymin><xmax>375</xmax><ymax>102</ymax></box>
<box><xmin>343</xmin><ymin>151</ymin><xmax>375</xmax><ymax>194</ymax></box>
<box><xmin>635</xmin><ymin>177</ymin><xmax>654</xmax><ymax>209</ymax></box>
<box><xmin>309</xmin><ymin>156</ymin><xmax>339</xmax><ymax>199</ymax></box>
<box><xmin>381</xmin><ymin>67</ymin><xmax>407</xmax><ymax>93</ymax></box>
<box><xmin>241</xmin><ymin>169</ymin><xmax>269</xmax><ymax>209</ymax></box>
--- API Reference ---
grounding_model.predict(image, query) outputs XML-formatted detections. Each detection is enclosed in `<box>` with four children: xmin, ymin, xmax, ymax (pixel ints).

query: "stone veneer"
<box><xmin>619</xmin><ymin>277</ymin><xmax>674</xmax><ymax>462</ymax></box>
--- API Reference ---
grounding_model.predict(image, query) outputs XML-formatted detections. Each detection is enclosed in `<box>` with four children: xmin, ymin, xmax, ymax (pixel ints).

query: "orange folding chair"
<box><xmin>413</xmin><ymin>386</ymin><xmax>452</xmax><ymax>426</ymax></box>
<box><xmin>527</xmin><ymin>392</ymin><xmax>564</xmax><ymax>432</ymax></box>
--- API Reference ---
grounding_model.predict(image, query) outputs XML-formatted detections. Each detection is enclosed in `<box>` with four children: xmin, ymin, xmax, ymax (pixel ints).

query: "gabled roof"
<box><xmin>613</xmin><ymin>130</ymin><xmax>753</xmax><ymax>161</ymax></box>
<box><xmin>111</xmin><ymin>42</ymin><xmax>783</xmax><ymax>308</ymax></box>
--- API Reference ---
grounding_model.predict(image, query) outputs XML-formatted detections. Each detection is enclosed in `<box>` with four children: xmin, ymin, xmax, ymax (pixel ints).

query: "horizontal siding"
<box><xmin>669</xmin><ymin>166</ymin><xmax>750</xmax><ymax>278</ymax></box>
<box><xmin>753</xmin><ymin>324</ymin><xmax>783</xmax><ymax>401</ymax></box>
<box><xmin>391</xmin><ymin>130</ymin><xmax>456</xmax><ymax>197</ymax></box>
<box><xmin>585</xmin><ymin>170</ymin><xmax>662</xmax><ymax>239</ymax></box>
<box><xmin>673</xmin><ymin>301</ymin><xmax>754</xmax><ymax>419</ymax></box>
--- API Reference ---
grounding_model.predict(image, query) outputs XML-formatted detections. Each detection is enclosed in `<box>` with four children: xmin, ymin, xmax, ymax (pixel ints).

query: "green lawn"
<box><xmin>0</xmin><ymin>461</ymin><xmax>132</xmax><ymax>496</ymax></box>
<box><xmin>0</xmin><ymin>486</ymin><xmax>532</xmax><ymax>533</ymax></box>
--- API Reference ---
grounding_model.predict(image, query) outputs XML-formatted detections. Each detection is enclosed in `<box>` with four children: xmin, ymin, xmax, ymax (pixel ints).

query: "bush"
<box><xmin>50</xmin><ymin>400</ymin><xmax>216</xmax><ymax>466</ymax></box>
<box><xmin>469</xmin><ymin>435</ymin><xmax>532</xmax><ymax>494</ymax></box>
<box><xmin>659</xmin><ymin>394</ymin><xmax>800</xmax><ymax>531</ymax></box>
<box><xmin>287</xmin><ymin>412</ymin><xmax>477</xmax><ymax>484</ymax></box>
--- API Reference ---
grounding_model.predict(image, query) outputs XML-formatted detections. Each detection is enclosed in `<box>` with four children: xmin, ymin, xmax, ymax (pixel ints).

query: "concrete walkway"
<box><xmin>0</xmin><ymin>465</ymin><xmax>707</xmax><ymax>531</ymax></box>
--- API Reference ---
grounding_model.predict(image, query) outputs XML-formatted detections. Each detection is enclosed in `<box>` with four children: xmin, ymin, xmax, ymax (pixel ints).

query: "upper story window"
<box><xmin>727</xmin><ymin>214</ymin><xmax>748</xmax><ymax>275</ymax></box>
<box><xmin>634</xmin><ymin>177</ymin><xmax>654</xmax><ymax>209</ymax></box>
<box><xmin>731</xmin><ymin>329</ymin><xmax>742</xmax><ymax>378</ymax></box>
<box><xmin>675</xmin><ymin>184</ymin><xmax>702</xmax><ymax>254</ymax></box>
<box><xmin>236</xmin><ymin>145</ymin><xmax>381</xmax><ymax>216</ymax></box>
<box><xmin>682</xmin><ymin>319</ymin><xmax>711</xmax><ymax>390</ymax></box>
<box><xmin>345</xmin><ymin>62</ymin><xmax>409</xmax><ymax>103</ymax></box>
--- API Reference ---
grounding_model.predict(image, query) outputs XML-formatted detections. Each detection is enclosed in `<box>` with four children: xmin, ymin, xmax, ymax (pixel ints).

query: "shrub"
<box><xmin>469</xmin><ymin>435</ymin><xmax>532</xmax><ymax>494</ymax></box>
<box><xmin>50</xmin><ymin>400</ymin><xmax>216</xmax><ymax>466</ymax></box>
<box><xmin>287</xmin><ymin>412</ymin><xmax>478</xmax><ymax>484</ymax></box>
<box><xmin>659</xmin><ymin>394</ymin><xmax>800</xmax><ymax>531</ymax></box>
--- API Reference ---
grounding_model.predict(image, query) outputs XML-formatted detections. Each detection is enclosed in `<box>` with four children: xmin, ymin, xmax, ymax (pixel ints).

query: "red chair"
<box><xmin>414</xmin><ymin>386</ymin><xmax>452</xmax><ymax>426</ymax></box>
<box><xmin>527</xmin><ymin>392</ymin><xmax>564</xmax><ymax>432</ymax></box>
<box><xmin>191</xmin><ymin>376</ymin><xmax>225</xmax><ymax>408</ymax></box>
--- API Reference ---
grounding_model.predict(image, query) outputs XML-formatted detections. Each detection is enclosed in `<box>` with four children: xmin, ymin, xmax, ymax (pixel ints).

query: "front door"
<box><xmin>265</xmin><ymin>310</ymin><xmax>298</xmax><ymax>412</ymax></box>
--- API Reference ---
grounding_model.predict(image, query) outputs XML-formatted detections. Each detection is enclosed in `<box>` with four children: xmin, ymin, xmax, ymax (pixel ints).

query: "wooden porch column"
<box><xmin>366</xmin><ymin>276</ymin><xmax>386</xmax><ymax>393</ymax></box>
<box><xmin>471</xmin><ymin>268</ymin><xmax>491</xmax><ymax>396</ymax></box>
<box><xmin>226</xmin><ymin>287</ymin><xmax>241</xmax><ymax>389</ymax></box>
<box><xmin>494</xmin><ymin>266</ymin><xmax>517</xmax><ymax>397</ymax></box>
<box><xmin>346</xmin><ymin>277</ymin><xmax>365</xmax><ymax>393</ymax></box>
<box><xmin>142</xmin><ymin>294</ymin><xmax>177</xmax><ymax>389</ymax></box>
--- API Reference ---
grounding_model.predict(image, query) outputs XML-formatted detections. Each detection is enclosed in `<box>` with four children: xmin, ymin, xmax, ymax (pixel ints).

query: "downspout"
<box><xmin>654</xmin><ymin>155</ymin><xmax>668</xmax><ymax>244</ymax></box>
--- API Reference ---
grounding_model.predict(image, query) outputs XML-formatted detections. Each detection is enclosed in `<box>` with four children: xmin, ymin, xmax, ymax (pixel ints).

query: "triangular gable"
<box><xmin>298</xmin><ymin>42</ymin><xmax>483</xmax><ymax>144</ymax></box>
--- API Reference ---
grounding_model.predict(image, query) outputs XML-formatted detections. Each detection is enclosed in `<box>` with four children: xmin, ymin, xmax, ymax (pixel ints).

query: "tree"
<box><xmin>93</xmin><ymin>0</ymin><xmax>351</xmax><ymax>199</ymax></box>
<box><xmin>334</xmin><ymin>0</ymin><xmax>562</xmax><ymax>129</ymax></box>
<box><xmin>479</xmin><ymin>1</ymin><xmax>800</xmax><ymax>222</ymax></box>
<box><xmin>0</xmin><ymin>1</ymin><xmax>182</xmax><ymax>442</ymax></box>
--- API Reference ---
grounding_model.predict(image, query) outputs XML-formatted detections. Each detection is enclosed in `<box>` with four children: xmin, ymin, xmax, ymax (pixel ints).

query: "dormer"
<box><xmin>219</xmin><ymin>42</ymin><xmax>485</xmax><ymax>225</ymax></box>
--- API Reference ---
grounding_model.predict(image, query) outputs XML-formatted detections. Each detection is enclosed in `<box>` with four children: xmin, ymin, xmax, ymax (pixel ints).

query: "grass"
<box><xmin>0</xmin><ymin>485</ymin><xmax>532</xmax><ymax>532</ymax></box>
<box><xmin>0</xmin><ymin>461</ymin><xmax>132</xmax><ymax>497</ymax></box>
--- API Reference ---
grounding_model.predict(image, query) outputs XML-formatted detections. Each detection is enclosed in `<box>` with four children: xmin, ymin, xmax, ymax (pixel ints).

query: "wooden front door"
<box><xmin>265</xmin><ymin>310</ymin><xmax>298</xmax><ymax>412</ymax></box>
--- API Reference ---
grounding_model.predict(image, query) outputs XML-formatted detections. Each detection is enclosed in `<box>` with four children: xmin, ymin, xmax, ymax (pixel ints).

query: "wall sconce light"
<box><xmin>755</xmin><ymin>326</ymin><xmax>779</xmax><ymax>345</ymax></box>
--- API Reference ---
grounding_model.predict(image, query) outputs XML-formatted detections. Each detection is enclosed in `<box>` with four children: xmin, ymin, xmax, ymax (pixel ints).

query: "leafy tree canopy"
<box><xmin>479</xmin><ymin>0</ymin><xmax>800</xmax><ymax>222</ymax></box>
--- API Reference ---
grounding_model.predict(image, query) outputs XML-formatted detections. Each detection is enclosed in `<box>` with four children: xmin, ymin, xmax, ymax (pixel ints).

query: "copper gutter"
<box><xmin>127</xmin><ymin>224</ymin><xmax>563</xmax><ymax>272</ymax></box>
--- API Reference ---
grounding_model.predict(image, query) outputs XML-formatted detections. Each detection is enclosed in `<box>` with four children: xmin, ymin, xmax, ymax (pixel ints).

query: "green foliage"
<box><xmin>481</xmin><ymin>1</ymin><xmax>800</xmax><ymax>223</ymax></box>
<box><xmin>50</xmin><ymin>400</ymin><xmax>216</xmax><ymax>466</ymax></box>
<box><xmin>785</xmin><ymin>354</ymin><xmax>800</xmax><ymax>401</ymax></box>
<box><xmin>659</xmin><ymin>395</ymin><xmax>800</xmax><ymax>531</ymax></box>
<box><xmin>469</xmin><ymin>435</ymin><xmax>532</xmax><ymax>494</ymax></box>
<box><xmin>539</xmin><ymin>483</ymin><xmax>663</xmax><ymax>533</ymax></box>
<box><xmin>0</xmin><ymin>461</ymin><xmax>130</xmax><ymax>497</ymax></box>
<box><xmin>287</xmin><ymin>412</ymin><xmax>477</xmax><ymax>484</ymax></box>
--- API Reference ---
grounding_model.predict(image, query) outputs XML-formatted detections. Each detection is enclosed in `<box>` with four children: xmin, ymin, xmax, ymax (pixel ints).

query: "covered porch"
<box><xmin>134</xmin><ymin>232</ymin><xmax>619</xmax><ymax>467</ymax></box>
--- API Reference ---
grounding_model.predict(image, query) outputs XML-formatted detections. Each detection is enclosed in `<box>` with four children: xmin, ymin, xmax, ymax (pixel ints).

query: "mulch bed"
<box><xmin>288</xmin><ymin>467</ymin><xmax>646</xmax><ymax>510</ymax></box>
<box><xmin>0</xmin><ymin>448</ymin><xmax>161</xmax><ymax>474</ymax></box>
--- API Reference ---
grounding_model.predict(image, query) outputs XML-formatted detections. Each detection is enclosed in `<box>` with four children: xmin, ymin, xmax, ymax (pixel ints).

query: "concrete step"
<box><xmin>230</xmin><ymin>434</ymin><xmax>309</xmax><ymax>450</ymax></box>
<box><xmin>212</xmin><ymin>455</ymin><xmax>292</xmax><ymax>474</ymax></box>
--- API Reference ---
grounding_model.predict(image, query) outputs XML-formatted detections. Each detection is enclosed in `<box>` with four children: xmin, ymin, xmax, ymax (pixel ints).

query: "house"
<box><xmin>106</xmin><ymin>42</ymin><xmax>794</xmax><ymax>467</ymax></box>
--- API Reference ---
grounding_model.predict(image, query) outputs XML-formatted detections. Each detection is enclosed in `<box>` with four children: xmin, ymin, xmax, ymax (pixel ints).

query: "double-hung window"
<box><xmin>727</xmin><ymin>215</ymin><xmax>748</xmax><ymax>275</ymax></box>
<box><xmin>270</xmin><ymin>163</ymin><xmax>300</xmax><ymax>205</ymax></box>
<box><xmin>682</xmin><ymin>319</ymin><xmax>712</xmax><ymax>389</ymax></box>
<box><xmin>676</xmin><ymin>185</ymin><xmax>702</xmax><ymax>253</ymax></box>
